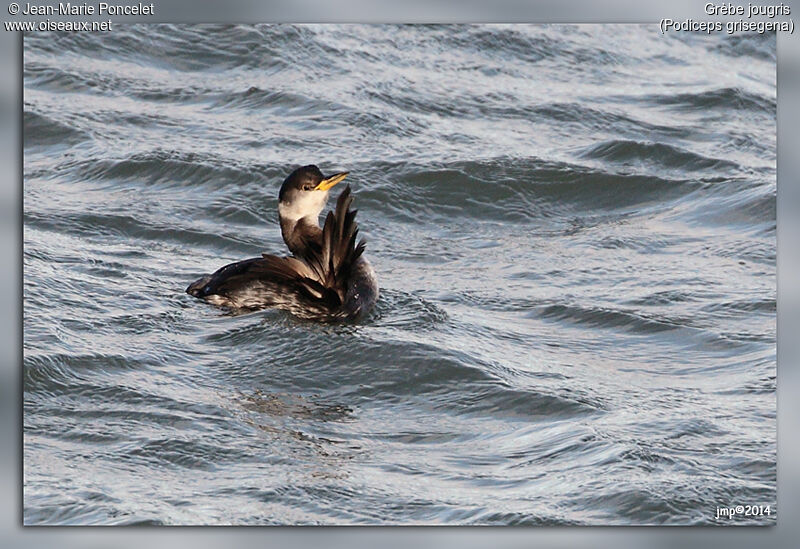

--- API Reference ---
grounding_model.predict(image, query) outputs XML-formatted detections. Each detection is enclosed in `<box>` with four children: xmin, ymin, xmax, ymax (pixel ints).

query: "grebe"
<box><xmin>186</xmin><ymin>165</ymin><xmax>378</xmax><ymax>320</ymax></box>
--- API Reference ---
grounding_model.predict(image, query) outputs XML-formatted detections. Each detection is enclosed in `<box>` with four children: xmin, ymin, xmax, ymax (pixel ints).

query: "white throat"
<box><xmin>278</xmin><ymin>191</ymin><xmax>329</xmax><ymax>226</ymax></box>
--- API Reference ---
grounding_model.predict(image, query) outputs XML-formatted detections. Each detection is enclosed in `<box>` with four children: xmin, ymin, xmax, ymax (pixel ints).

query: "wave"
<box><xmin>53</xmin><ymin>149</ymin><xmax>272</xmax><ymax>190</ymax></box>
<box><xmin>355</xmin><ymin>158</ymin><xmax>704</xmax><ymax>225</ymax></box>
<box><xmin>643</xmin><ymin>86</ymin><xmax>775</xmax><ymax>113</ymax></box>
<box><xmin>533</xmin><ymin>303</ymin><xmax>687</xmax><ymax>334</ymax></box>
<box><xmin>710</xmin><ymin>33</ymin><xmax>776</xmax><ymax>62</ymax></box>
<box><xmin>24</xmin><ymin>110</ymin><xmax>90</xmax><ymax>148</ymax></box>
<box><xmin>579</xmin><ymin>139</ymin><xmax>740</xmax><ymax>172</ymax></box>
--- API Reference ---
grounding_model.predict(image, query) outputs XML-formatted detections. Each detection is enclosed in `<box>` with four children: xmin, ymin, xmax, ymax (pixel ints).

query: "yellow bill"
<box><xmin>315</xmin><ymin>172</ymin><xmax>348</xmax><ymax>191</ymax></box>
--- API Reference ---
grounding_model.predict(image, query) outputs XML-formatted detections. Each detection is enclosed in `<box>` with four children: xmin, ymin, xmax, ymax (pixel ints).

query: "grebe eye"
<box><xmin>303</xmin><ymin>185</ymin><xmax>313</xmax><ymax>191</ymax></box>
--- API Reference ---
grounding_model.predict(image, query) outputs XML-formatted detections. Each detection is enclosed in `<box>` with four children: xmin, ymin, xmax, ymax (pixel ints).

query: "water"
<box><xmin>23</xmin><ymin>24</ymin><xmax>776</xmax><ymax>525</ymax></box>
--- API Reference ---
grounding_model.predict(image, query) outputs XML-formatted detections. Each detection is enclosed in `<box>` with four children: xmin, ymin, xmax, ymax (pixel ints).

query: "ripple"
<box><xmin>24</xmin><ymin>110</ymin><xmax>90</xmax><ymax>148</ymax></box>
<box><xmin>579</xmin><ymin>139</ymin><xmax>740</xmax><ymax>172</ymax></box>
<box><xmin>533</xmin><ymin>303</ymin><xmax>687</xmax><ymax>334</ymax></box>
<box><xmin>371</xmin><ymin>289</ymin><xmax>449</xmax><ymax>329</ymax></box>
<box><xmin>60</xmin><ymin>149</ymin><xmax>268</xmax><ymax>189</ymax></box>
<box><xmin>357</xmin><ymin>158</ymin><xmax>703</xmax><ymax>225</ymax></box>
<box><xmin>643</xmin><ymin>86</ymin><xmax>776</xmax><ymax>114</ymax></box>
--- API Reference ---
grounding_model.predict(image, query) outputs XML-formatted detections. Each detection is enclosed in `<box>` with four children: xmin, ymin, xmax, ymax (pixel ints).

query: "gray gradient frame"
<box><xmin>5</xmin><ymin>0</ymin><xmax>795</xmax><ymax>544</ymax></box>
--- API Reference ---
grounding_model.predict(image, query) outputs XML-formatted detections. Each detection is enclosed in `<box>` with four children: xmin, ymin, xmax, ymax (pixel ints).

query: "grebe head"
<box><xmin>278</xmin><ymin>165</ymin><xmax>348</xmax><ymax>225</ymax></box>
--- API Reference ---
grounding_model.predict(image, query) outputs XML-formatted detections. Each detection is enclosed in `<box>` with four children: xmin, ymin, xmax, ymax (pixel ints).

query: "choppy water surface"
<box><xmin>23</xmin><ymin>25</ymin><xmax>776</xmax><ymax>525</ymax></box>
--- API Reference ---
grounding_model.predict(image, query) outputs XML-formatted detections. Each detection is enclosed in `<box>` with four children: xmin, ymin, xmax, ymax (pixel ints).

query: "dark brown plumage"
<box><xmin>186</xmin><ymin>167</ymin><xmax>378</xmax><ymax>320</ymax></box>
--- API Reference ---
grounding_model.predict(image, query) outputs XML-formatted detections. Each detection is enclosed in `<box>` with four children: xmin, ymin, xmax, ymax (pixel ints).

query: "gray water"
<box><xmin>23</xmin><ymin>24</ymin><xmax>776</xmax><ymax>525</ymax></box>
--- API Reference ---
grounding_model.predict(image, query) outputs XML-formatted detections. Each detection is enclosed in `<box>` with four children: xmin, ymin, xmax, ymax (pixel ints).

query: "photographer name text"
<box><xmin>5</xmin><ymin>2</ymin><xmax>155</xmax><ymax>32</ymax></box>
<box><xmin>18</xmin><ymin>2</ymin><xmax>153</xmax><ymax>15</ymax></box>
